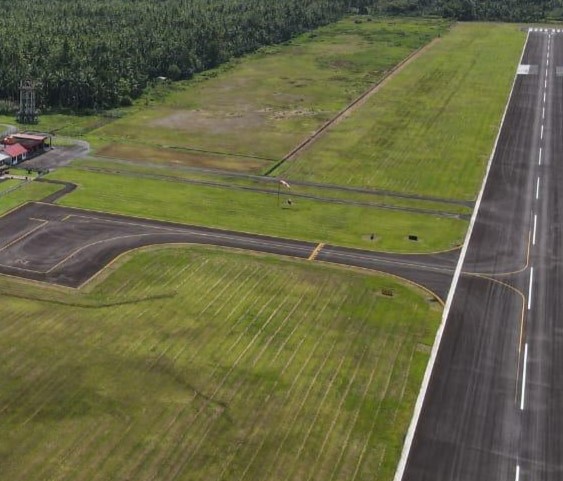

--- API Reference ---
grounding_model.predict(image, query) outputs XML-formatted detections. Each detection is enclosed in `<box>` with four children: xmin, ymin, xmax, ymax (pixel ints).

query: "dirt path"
<box><xmin>266</xmin><ymin>34</ymin><xmax>444</xmax><ymax>175</ymax></box>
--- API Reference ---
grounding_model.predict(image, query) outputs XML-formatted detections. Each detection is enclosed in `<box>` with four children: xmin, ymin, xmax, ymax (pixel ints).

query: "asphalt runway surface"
<box><xmin>400</xmin><ymin>29</ymin><xmax>563</xmax><ymax>480</ymax></box>
<box><xmin>0</xmin><ymin>202</ymin><xmax>458</xmax><ymax>296</ymax></box>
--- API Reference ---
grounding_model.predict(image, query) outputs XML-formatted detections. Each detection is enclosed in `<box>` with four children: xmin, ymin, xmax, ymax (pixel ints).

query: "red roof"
<box><xmin>12</xmin><ymin>133</ymin><xmax>48</xmax><ymax>142</ymax></box>
<box><xmin>3</xmin><ymin>143</ymin><xmax>28</xmax><ymax>157</ymax></box>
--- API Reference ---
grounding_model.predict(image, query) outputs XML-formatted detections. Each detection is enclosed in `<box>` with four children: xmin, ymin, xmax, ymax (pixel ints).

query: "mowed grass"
<box><xmin>49</xmin><ymin>167</ymin><xmax>467</xmax><ymax>252</ymax></box>
<box><xmin>96</xmin><ymin>143</ymin><xmax>273</xmax><ymax>173</ymax></box>
<box><xmin>0</xmin><ymin>181</ymin><xmax>60</xmax><ymax>215</ymax></box>
<box><xmin>88</xmin><ymin>17</ymin><xmax>448</xmax><ymax>170</ymax></box>
<box><xmin>276</xmin><ymin>23</ymin><xmax>526</xmax><ymax>200</ymax></box>
<box><xmin>0</xmin><ymin>246</ymin><xmax>441</xmax><ymax>481</ymax></box>
<box><xmin>75</xmin><ymin>156</ymin><xmax>473</xmax><ymax>216</ymax></box>
<box><xmin>0</xmin><ymin>179</ymin><xmax>23</xmax><ymax>192</ymax></box>
<box><xmin>0</xmin><ymin>112</ymin><xmax>109</xmax><ymax>138</ymax></box>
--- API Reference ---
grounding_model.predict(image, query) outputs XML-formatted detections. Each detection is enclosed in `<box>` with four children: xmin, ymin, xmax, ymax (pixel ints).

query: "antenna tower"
<box><xmin>17</xmin><ymin>80</ymin><xmax>38</xmax><ymax>124</ymax></box>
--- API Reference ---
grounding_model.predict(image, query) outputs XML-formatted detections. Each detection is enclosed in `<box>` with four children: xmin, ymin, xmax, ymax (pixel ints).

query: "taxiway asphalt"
<box><xmin>0</xmin><ymin>202</ymin><xmax>457</xmax><ymax>297</ymax></box>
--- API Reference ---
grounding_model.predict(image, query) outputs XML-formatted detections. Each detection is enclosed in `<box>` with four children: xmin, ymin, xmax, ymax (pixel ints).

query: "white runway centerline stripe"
<box><xmin>541</xmin><ymin>124</ymin><xmax>544</xmax><ymax>139</ymax></box>
<box><xmin>545</xmin><ymin>79</ymin><xmax>547</xmax><ymax>89</ymax></box>
<box><xmin>521</xmin><ymin>343</ymin><xmax>529</xmax><ymax>410</ymax></box>
<box><xmin>515</xmin><ymin>465</ymin><xmax>521</xmax><ymax>481</ymax></box>
<box><xmin>528</xmin><ymin>267</ymin><xmax>534</xmax><ymax>310</ymax></box>
<box><xmin>533</xmin><ymin>214</ymin><xmax>538</xmax><ymax>245</ymax></box>
<box><xmin>544</xmin><ymin>92</ymin><xmax>547</xmax><ymax>103</ymax></box>
<box><xmin>539</xmin><ymin>147</ymin><xmax>543</xmax><ymax>165</ymax></box>
<box><xmin>536</xmin><ymin>177</ymin><xmax>541</xmax><ymax>199</ymax></box>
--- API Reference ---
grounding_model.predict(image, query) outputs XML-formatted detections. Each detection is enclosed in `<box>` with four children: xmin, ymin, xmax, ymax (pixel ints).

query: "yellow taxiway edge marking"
<box><xmin>0</xmin><ymin>219</ymin><xmax>49</xmax><ymax>253</ymax></box>
<box><xmin>308</xmin><ymin>243</ymin><xmax>325</xmax><ymax>261</ymax></box>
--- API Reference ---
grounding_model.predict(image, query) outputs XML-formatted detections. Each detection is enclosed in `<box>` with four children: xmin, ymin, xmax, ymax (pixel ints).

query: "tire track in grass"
<box><xmin>244</xmin><ymin>290</ymin><xmax>349</xmax><ymax>480</ymax></box>
<box><xmin>68</xmin><ymin>422</ymin><xmax>138</xmax><ymax>481</ymax></box>
<box><xmin>151</xmin><ymin>277</ymin><xmax>308</xmax><ymax>476</ymax></box>
<box><xmin>1</xmin><ymin>256</ymin><xmax>203</xmax><ymax>478</ymax></box>
<box><xmin>1</xmin><ymin>309</ymin><xmax>94</xmax><ymax>421</ymax></box>
<box><xmin>171</xmin><ymin>265</ymin><xmax>266</xmax><ymax>366</ymax></box>
<box><xmin>210</xmin><ymin>265</ymin><xmax>262</xmax><ymax>318</ymax></box>
<box><xmin>14</xmin><ymin>304</ymin><xmax>134</xmax><ymax>479</ymax></box>
<box><xmin>15</xmin><ymin>421</ymin><xmax>99</xmax><ymax>481</ymax></box>
<box><xmin>304</xmin><ymin>345</ymin><xmax>369</xmax><ymax>481</ymax></box>
<box><xmin>283</xmin><ymin>296</ymin><xmax>375</xmax><ymax>481</ymax></box>
<box><xmin>169</xmin><ymin>288</ymin><xmax>311</xmax><ymax>479</ymax></box>
<box><xmin>32</xmin><ymin>420</ymin><xmax>112</xmax><ymax>481</ymax></box>
<box><xmin>217</xmin><ymin>281</ymin><xmax>333</xmax><ymax>480</ymax></box>
<box><xmin>14</xmin><ymin>310</ymin><xmax>109</xmax><ymax>428</ymax></box>
<box><xmin>86</xmin><ymin>411</ymin><xmax>159</xmax><ymax>481</ymax></box>
<box><xmin>268</xmin><ymin>337</ymin><xmax>340</xmax><ymax>479</ymax></box>
<box><xmin>326</xmin><ymin>333</ymin><xmax>392</xmax><ymax>481</ymax></box>
<box><xmin>231</xmin><ymin>333</ymin><xmax>313</xmax><ymax>481</ymax></box>
<box><xmin>262</xmin><ymin>291</ymin><xmax>351</xmax><ymax>479</ymax></box>
<box><xmin>175</xmin><ymin>263</ymin><xmax>263</xmax><ymax>359</ymax></box>
<box><xmin>158</xmin><ymin>263</ymin><xmax>254</xmax><ymax>366</ymax></box>
<box><xmin>376</xmin><ymin>342</ymin><xmax>417</xmax><ymax>477</ymax></box>
<box><xmin>155</xmin><ymin>280</ymin><xmax>301</xmax><ymax>481</ymax></box>
<box><xmin>112</xmin><ymin>268</ymin><xmax>274</xmax><ymax>481</ymax></box>
<box><xmin>144</xmin><ymin>262</ymin><xmax>241</xmax><ymax>370</ymax></box>
<box><xmin>249</xmin><ymin>291</ymin><xmax>307</xmax><ymax>367</ymax></box>
<box><xmin>118</xmin><ymin>269</ymin><xmax>296</xmax><ymax>481</ymax></box>
<box><xmin>349</xmin><ymin>338</ymin><xmax>405</xmax><ymax>481</ymax></box>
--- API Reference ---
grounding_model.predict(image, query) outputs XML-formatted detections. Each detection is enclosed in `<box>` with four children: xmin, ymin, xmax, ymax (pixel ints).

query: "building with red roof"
<box><xmin>2</xmin><ymin>143</ymin><xmax>28</xmax><ymax>165</ymax></box>
<box><xmin>4</xmin><ymin>133</ymin><xmax>50</xmax><ymax>153</ymax></box>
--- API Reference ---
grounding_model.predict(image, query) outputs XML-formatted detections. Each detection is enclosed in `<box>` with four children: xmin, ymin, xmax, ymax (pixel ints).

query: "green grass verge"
<box><xmin>0</xmin><ymin>179</ymin><xmax>23</xmax><ymax>192</ymax></box>
<box><xmin>0</xmin><ymin>246</ymin><xmax>441</xmax><ymax>481</ymax></box>
<box><xmin>75</xmin><ymin>157</ymin><xmax>473</xmax><ymax>216</ymax></box>
<box><xmin>49</xmin><ymin>167</ymin><xmax>467</xmax><ymax>252</ymax></box>
<box><xmin>0</xmin><ymin>181</ymin><xmax>60</xmax><ymax>215</ymax></box>
<box><xmin>276</xmin><ymin>23</ymin><xmax>526</xmax><ymax>200</ymax></box>
<box><xmin>84</xmin><ymin>17</ymin><xmax>449</xmax><ymax>168</ymax></box>
<box><xmin>0</xmin><ymin>112</ymin><xmax>109</xmax><ymax>138</ymax></box>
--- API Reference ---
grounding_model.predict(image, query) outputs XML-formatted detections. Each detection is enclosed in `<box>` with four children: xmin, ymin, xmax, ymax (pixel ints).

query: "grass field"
<box><xmin>0</xmin><ymin>246</ymin><xmax>441</xmax><ymax>481</ymax></box>
<box><xmin>74</xmin><ymin>156</ymin><xmax>473</xmax><ymax>216</ymax></box>
<box><xmin>0</xmin><ymin>181</ymin><xmax>60</xmax><ymax>215</ymax></box>
<box><xmin>275</xmin><ymin>23</ymin><xmax>526</xmax><ymax>200</ymax></box>
<box><xmin>84</xmin><ymin>17</ymin><xmax>448</xmax><ymax>171</ymax></box>
<box><xmin>49</xmin><ymin>166</ymin><xmax>467</xmax><ymax>252</ymax></box>
<box><xmin>0</xmin><ymin>179</ymin><xmax>22</xmax><ymax>192</ymax></box>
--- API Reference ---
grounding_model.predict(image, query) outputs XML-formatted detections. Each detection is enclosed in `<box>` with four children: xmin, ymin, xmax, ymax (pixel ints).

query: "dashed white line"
<box><xmin>539</xmin><ymin>147</ymin><xmax>543</xmax><ymax>165</ymax></box>
<box><xmin>541</xmin><ymin>124</ymin><xmax>544</xmax><ymax>139</ymax></box>
<box><xmin>515</xmin><ymin>465</ymin><xmax>521</xmax><ymax>481</ymax></box>
<box><xmin>544</xmin><ymin>92</ymin><xmax>547</xmax><ymax>103</ymax></box>
<box><xmin>521</xmin><ymin>343</ymin><xmax>529</xmax><ymax>410</ymax></box>
<box><xmin>545</xmin><ymin>79</ymin><xmax>547</xmax><ymax>89</ymax></box>
<box><xmin>528</xmin><ymin>267</ymin><xmax>534</xmax><ymax>311</ymax></box>
<box><xmin>536</xmin><ymin>176</ymin><xmax>541</xmax><ymax>199</ymax></box>
<box><xmin>533</xmin><ymin>214</ymin><xmax>538</xmax><ymax>245</ymax></box>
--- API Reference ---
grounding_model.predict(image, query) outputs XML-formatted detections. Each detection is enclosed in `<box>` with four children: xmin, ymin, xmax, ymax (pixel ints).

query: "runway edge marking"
<box><xmin>392</xmin><ymin>29</ymin><xmax>531</xmax><ymax>481</ymax></box>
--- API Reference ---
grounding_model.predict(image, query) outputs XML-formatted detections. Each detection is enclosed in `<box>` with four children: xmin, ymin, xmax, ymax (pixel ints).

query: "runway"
<box><xmin>398</xmin><ymin>28</ymin><xmax>563</xmax><ymax>480</ymax></box>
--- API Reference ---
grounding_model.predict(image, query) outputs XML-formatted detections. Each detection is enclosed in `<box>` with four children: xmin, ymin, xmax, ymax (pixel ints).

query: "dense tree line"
<box><xmin>375</xmin><ymin>0</ymin><xmax>552</xmax><ymax>21</ymax></box>
<box><xmin>0</xmin><ymin>0</ymin><xmax>554</xmax><ymax>112</ymax></box>
<box><xmin>0</xmin><ymin>0</ymin><xmax>362</xmax><ymax>111</ymax></box>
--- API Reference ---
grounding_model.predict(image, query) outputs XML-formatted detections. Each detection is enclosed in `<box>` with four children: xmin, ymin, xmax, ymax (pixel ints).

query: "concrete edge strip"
<box><xmin>392</xmin><ymin>28</ymin><xmax>530</xmax><ymax>481</ymax></box>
